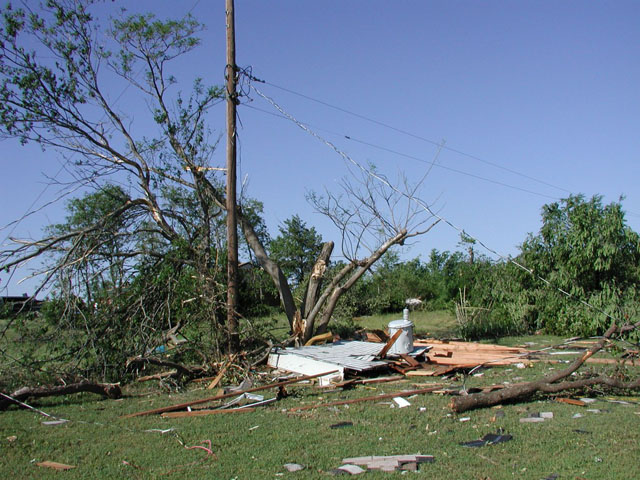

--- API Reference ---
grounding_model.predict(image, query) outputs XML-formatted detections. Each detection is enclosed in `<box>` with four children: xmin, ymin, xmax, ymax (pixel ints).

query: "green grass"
<box><xmin>355</xmin><ymin>309</ymin><xmax>457</xmax><ymax>337</ymax></box>
<box><xmin>2</xmin><ymin>314</ymin><xmax>639</xmax><ymax>478</ymax></box>
<box><xmin>2</xmin><ymin>357</ymin><xmax>639</xmax><ymax>479</ymax></box>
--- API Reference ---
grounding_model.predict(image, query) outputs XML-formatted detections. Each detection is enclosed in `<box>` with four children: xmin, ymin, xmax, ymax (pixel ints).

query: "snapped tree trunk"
<box><xmin>302</xmin><ymin>241</ymin><xmax>334</xmax><ymax>342</ymax></box>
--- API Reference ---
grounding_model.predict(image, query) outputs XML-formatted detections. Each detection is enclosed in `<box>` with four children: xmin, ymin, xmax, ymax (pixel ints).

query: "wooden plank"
<box><xmin>207</xmin><ymin>354</ymin><xmax>236</xmax><ymax>390</ymax></box>
<box><xmin>328</xmin><ymin>376</ymin><xmax>406</xmax><ymax>388</ymax></box>
<box><xmin>405</xmin><ymin>365</ymin><xmax>457</xmax><ymax>376</ymax></box>
<box><xmin>161</xmin><ymin>407</ymin><xmax>256</xmax><ymax>418</ymax></box>
<box><xmin>399</xmin><ymin>354</ymin><xmax>421</xmax><ymax>367</ymax></box>
<box><xmin>556</xmin><ymin>397</ymin><xmax>587</xmax><ymax>407</ymax></box>
<box><xmin>304</xmin><ymin>332</ymin><xmax>333</xmax><ymax>346</ymax></box>
<box><xmin>136</xmin><ymin>370</ymin><xmax>176</xmax><ymax>382</ymax></box>
<box><xmin>289</xmin><ymin>386</ymin><xmax>443</xmax><ymax>412</ymax></box>
<box><xmin>378</xmin><ymin>329</ymin><xmax>403</xmax><ymax>359</ymax></box>
<box><xmin>123</xmin><ymin>370</ymin><xmax>339</xmax><ymax>418</ymax></box>
<box><xmin>36</xmin><ymin>461</ymin><xmax>76</xmax><ymax>471</ymax></box>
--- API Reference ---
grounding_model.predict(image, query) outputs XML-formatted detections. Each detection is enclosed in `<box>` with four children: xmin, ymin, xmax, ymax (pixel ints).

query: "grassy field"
<box><xmin>355</xmin><ymin>309</ymin><xmax>457</xmax><ymax>338</ymax></box>
<box><xmin>1</xmin><ymin>314</ymin><xmax>639</xmax><ymax>479</ymax></box>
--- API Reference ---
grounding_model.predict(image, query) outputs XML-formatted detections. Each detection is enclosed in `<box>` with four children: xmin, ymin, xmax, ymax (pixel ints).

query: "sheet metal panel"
<box><xmin>272</xmin><ymin>341</ymin><xmax>388</xmax><ymax>372</ymax></box>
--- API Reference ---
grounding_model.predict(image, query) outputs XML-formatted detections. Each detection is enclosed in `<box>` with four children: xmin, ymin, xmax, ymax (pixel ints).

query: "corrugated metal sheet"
<box><xmin>272</xmin><ymin>341</ymin><xmax>388</xmax><ymax>372</ymax></box>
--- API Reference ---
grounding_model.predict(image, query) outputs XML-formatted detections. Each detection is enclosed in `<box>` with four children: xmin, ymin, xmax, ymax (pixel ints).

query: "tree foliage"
<box><xmin>269</xmin><ymin>215</ymin><xmax>323</xmax><ymax>287</ymax></box>
<box><xmin>518</xmin><ymin>194</ymin><xmax>640</xmax><ymax>335</ymax></box>
<box><xmin>456</xmin><ymin>195</ymin><xmax>640</xmax><ymax>339</ymax></box>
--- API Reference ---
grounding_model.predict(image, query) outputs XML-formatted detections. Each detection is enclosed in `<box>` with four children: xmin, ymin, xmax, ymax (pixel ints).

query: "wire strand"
<box><xmin>262</xmin><ymin>81</ymin><xmax>572</xmax><ymax>195</ymax></box>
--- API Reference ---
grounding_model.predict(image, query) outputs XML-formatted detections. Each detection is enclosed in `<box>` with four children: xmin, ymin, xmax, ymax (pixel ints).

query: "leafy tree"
<box><xmin>269</xmin><ymin>215</ymin><xmax>323</xmax><ymax>287</ymax></box>
<box><xmin>518</xmin><ymin>194</ymin><xmax>640</xmax><ymax>335</ymax></box>
<box><xmin>45</xmin><ymin>185</ymin><xmax>143</xmax><ymax>302</ymax></box>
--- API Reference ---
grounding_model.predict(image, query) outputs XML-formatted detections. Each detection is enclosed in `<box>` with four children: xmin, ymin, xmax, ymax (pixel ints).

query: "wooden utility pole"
<box><xmin>225</xmin><ymin>0</ymin><xmax>240</xmax><ymax>352</ymax></box>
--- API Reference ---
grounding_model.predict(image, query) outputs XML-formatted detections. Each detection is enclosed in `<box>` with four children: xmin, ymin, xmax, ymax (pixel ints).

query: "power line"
<box><xmin>243</xmin><ymin>103</ymin><xmax>559</xmax><ymax>201</ymax></box>
<box><xmin>262</xmin><ymin>81</ymin><xmax>573</xmax><ymax>195</ymax></box>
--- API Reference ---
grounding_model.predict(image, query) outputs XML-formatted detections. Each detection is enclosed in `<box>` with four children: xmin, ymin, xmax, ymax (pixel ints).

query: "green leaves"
<box><xmin>269</xmin><ymin>215</ymin><xmax>324</xmax><ymax>287</ymax></box>
<box><xmin>519</xmin><ymin>194</ymin><xmax>640</xmax><ymax>334</ymax></box>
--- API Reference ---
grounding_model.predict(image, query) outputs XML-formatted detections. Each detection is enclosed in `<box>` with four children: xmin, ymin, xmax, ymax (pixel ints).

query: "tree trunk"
<box><xmin>238</xmin><ymin>214</ymin><xmax>297</xmax><ymax>328</ymax></box>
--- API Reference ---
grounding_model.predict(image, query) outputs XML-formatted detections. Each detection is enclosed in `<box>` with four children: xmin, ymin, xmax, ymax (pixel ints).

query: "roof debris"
<box><xmin>340</xmin><ymin>454</ymin><xmax>435</xmax><ymax>473</ymax></box>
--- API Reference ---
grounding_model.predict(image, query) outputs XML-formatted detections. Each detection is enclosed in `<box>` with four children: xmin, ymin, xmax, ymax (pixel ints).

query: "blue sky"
<box><xmin>1</xmin><ymin>1</ymin><xmax>639</xmax><ymax>296</ymax></box>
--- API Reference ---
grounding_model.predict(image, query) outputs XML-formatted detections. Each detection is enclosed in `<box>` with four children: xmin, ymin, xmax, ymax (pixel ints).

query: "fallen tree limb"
<box><xmin>0</xmin><ymin>381</ymin><xmax>121</xmax><ymax>410</ymax></box>
<box><xmin>126</xmin><ymin>356</ymin><xmax>207</xmax><ymax>380</ymax></box>
<box><xmin>136</xmin><ymin>371</ymin><xmax>177</xmax><ymax>382</ymax></box>
<box><xmin>450</xmin><ymin>321</ymin><xmax>640</xmax><ymax>413</ymax></box>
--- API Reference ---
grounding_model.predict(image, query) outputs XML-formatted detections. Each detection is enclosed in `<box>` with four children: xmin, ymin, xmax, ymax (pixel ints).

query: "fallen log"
<box><xmin>0</xmin><ymin>381</ymin><xmax>121</xmax><ymax>410</ymax></box>
<box><xmin>450</xmin><ymin>321</ymin><xmax>640</xmax><ymax>413</ymax></box>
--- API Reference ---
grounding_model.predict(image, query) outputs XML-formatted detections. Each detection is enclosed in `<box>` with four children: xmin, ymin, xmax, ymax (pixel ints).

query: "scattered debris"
<box><xmin>206</xmin><ymin>354</ymin><xmax>237</xmax><ymax>390</ymax></box>
<box><xmin>305</xmin><ymin>332</ymin><xmax>334</xmax><ymax>346</ymax></box>
<box><xmin>144</xmin><ymin>428</ymin><xmax>175</xmax><ymax>434</ymax></box>
<box><xmin>126</xmin><ymin>355</ymin><xmax>207</xmax><ymax>382</ymax></box>
<box><xmin>41</xmin><ymin>419</ymin><xmax>69</xmax><ymax>426</ymax></box>
<box><xmin>6</xmin><ymin>435</ymin><xmax>17</xmax><ymax>442</ymax></box>
<box><xmin>580</xmin><ymin>397</ymin><xmax>597</xmax><ymax>404</ymax></box>
<box><xmin>460</xmin><ymin>431</ymin><xmax>513</xmax><ymax>448</ymax></box>
<box><xmin>341</xmin><ymin>454</ymin><xmax>434</xmax><ymax>472</ymax></box>
<box><xmin>289</xmin><ymin>385</ymin><xmax>443</xmax><ymax>412</ymax></box>
<box><xmin>393</xmin><ymin>397</ymin><xmax>411</xmax><ymax>408</ymax></box>
<box><xmin>490</xmin><ymin>410</ymin><xmax>506</xmax><ymax>422</ymax></box>
<box><xmin>378</xmin><ymin>330</ymin><xmax>404</xmax><ymax>359</ymax></box>
<box><xmin>35</xmin><ymin>461</ymin><xmax>76</xmax><ymax>471</ymax></box>
<box><xmin>125</xmin><ymin>370</ymin><xmax>337</xmax><ymax>417</ymax></box>
<box><xmin>161</xmin><ymin>407</ymin><xmax>256</xmax><ymax>419</ymax></box>
<box><xmin>519</xmin><ymin>417</ymin><xmax>545</xmax><ymax>423</ymax></box>
<box><xmin>283</xmin><ymin>463</ymin><xmax>305</xmax><ymax>472</ymax></box>
<box><xmin>330</xmin><ymin>421</ymin><xmax>354</xmax><ymax>429</ymax></box>
<box><xmin>520</xmin><ymin>412</ymin><xmax>552</xmax><ymax>423</ymax></box>
<box><xmin>331</xmin><ymin>464</ymin><xmax>366</xmax><ymax>475</ymax></box>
